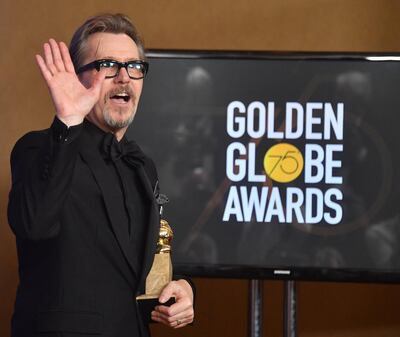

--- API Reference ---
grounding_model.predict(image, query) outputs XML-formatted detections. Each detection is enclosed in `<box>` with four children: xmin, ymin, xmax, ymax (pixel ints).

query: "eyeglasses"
<box><xmin>76</xmin><ymin>59</ymin><xmax>149</xmax><ymax>79</ymax></box>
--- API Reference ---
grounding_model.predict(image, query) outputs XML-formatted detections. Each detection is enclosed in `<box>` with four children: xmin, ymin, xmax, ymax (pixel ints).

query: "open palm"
<box><xmin>36</xmin><ymin>39</ymin><xmax>105</xmax><ymax>126</ymax></box>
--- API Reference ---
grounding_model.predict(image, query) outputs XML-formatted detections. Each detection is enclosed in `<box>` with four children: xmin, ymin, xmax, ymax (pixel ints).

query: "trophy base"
<box><xmin>136</xmin><ymin>295</ymin><xmax>176</xmax><ymax>324</ymax></box>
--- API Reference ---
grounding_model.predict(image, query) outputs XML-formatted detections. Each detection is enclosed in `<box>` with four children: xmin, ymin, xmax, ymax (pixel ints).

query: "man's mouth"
<box><xmin>110</xmin><ymin>92</ymin><xmax>131</xmax><ymax>103</ymax></box>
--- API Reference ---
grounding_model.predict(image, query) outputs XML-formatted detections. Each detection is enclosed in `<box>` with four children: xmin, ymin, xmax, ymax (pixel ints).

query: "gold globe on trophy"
<box><xmin>138</xmin><ymin>219</ymin><xmax>173</xmax><ymax>298</ymax></box>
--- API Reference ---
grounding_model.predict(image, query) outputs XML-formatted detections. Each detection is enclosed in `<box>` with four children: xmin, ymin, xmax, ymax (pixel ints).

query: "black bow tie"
<box><xmin>101</xmin><ymin>133</ymin><xmax>145</xmax><ymax>168</ymax></box>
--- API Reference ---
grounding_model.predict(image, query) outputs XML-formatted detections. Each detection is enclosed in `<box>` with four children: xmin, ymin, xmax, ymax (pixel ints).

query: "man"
<box><xmin>8</xmin><ymin>13</ymin><xmax>194</xmax><ymax>337</ymax></box>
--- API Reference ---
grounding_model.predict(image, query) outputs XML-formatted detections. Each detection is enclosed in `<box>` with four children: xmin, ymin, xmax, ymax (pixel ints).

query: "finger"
<box><xmin>153</xmin><ymin>316</ymin><xmax>180</xmax><ymax>328</ymax></box>
<box><xmin>151</xmin><ymin>311</ymin><xmax>169</xmax><ymax>325</ymax></box>
<box><xmin>151</xmin><ymin>311</ymin><xmax>186</xmax><ymax>328</ymax></box>
<box><xmin>35</xmin><ymin>54</ymin><xmax>53</xmax><ymax>83</ymax></box>
<box><xmin>151</xmin><ymin>310</ymin><xmax>193</xmax><ymax>329</ymax></box>
<box><xmin>153</xmin><ymin>306</ymin><xmax>194</xmax><ymax>328</ymax></box>
<box><xmin>43</xmin><ymin>42</ymin><xmax>57</xmax><ymax>76</ymax></box>
<box><xmin>152</xmin><ymin>308</ymin><xmax>193</xmax><ymax>324</ymax></box>
<box><xmin>173</xmin><ymin>318</ymin><xmax>189</xmax><ymax>329</ymax></box>
<box><xmin>159</xmin><ymin>281</ymin><xmax>183</xmax><ymax>303</ymax></box>
<box><xmin>155</xmin><ymin>299</ymin><xmax>191</xmax><ymax>317</ymax></box>
<box><xmin>49</xmin><ymin>38</ymin><xmax>65</xmax><ymax>72</ymax></box>
<box><xmin>59</xmin><ymin>41</ymin><xmax>75</xmax><ymax>73</ymax></box>
<box><xmin>173</xmin><ymin>319</ymin><xmax>185</xmax><ymax>329</ymax></box>
<box><xmin>89</xmin><ymin>70</ymin><xmax>106</xmax><ymax>95</ymax></box>
<box><xmin>170</xmin><ymin>317</ymin><xmax>189</xmax><ymax>329</ymax></box>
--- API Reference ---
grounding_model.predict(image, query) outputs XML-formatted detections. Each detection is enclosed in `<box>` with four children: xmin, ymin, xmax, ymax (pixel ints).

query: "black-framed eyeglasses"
<box><xmin>76</xmin><ymin>59</ymin><xmax>149</xmax><ymax>79</ymax></box>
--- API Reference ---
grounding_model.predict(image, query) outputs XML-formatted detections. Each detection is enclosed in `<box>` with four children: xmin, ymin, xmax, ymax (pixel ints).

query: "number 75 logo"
<box><xmin>264</xmin><ymin>143</ymin><xmax>304</xmax><ymax>183</ymax></box>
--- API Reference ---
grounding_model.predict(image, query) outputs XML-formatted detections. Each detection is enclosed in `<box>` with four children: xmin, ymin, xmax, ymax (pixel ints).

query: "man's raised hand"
<box><xmin>36</xmin><ymin>39</ymin><xmax>106</xmax><ymax>127</ymax></box>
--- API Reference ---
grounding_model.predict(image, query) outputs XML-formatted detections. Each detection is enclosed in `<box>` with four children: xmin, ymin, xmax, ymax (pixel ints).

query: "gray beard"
<box><xmin>103</xmin><ymin>107</ymin><xmax>135</xmax><ymax>129</ymax></box>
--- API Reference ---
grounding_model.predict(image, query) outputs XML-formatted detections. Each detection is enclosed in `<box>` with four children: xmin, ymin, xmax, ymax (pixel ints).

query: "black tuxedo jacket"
<box><xmin>8</xmin><ymin>119</ymin><xmax>162</xmax><ymax>337</ymax></box>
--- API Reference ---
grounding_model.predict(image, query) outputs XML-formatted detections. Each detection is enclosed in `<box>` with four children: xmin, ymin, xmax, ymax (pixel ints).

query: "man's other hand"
<box><xmin>151</xmin><ymin>279</ymin><xmax>194</xmax><ymax>328</ymax></box>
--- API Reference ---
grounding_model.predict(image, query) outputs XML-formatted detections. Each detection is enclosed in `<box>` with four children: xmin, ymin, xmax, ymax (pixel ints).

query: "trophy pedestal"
<box><xmin>136</xmin><ymin>250</ymin><xmax>174</xmax><ymax>322</ymax></box>
<box><xmin>137</xmin><ymin>254</ymin><xmax>172</xmax><ymax>300</ymax></box>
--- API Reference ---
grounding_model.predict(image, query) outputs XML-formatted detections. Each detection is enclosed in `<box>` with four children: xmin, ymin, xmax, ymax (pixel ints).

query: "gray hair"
<box><xmin>69</xmin><ymin>13</ymin><xmax>145</xmax><ymax>70</ymax></box>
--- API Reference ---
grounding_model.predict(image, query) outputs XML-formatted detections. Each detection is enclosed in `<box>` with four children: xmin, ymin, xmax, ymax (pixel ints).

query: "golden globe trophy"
<box><xmin>136</xmin><ymin>196</ymin><xmax>175</xmax><ymax>322</ymax></box>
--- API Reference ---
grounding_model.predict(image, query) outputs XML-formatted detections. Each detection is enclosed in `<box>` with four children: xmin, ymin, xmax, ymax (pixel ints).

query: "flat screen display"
<box><xmin>128</xmin><ymin>51</ymin><xmax>400</xmax><ymax>282</ymax></box>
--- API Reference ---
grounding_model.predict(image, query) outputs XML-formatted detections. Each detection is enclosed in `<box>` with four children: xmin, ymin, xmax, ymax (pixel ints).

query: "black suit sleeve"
<box><xmin>8</xmin><ymin>117</ymin><xmax>83</xmax><ymax>240</ymax></box>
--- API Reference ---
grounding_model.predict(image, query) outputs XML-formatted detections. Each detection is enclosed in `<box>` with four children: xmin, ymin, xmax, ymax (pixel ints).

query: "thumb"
<box><xmin>159</xmin><ymin>282</ymin><xmax>175</xmax><ymax>304</ymax></box>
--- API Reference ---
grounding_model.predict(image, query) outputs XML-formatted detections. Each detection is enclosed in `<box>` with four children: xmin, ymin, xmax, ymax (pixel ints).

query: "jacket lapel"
<box><xmin>136</xmin><ymin>165</ymin><xmax>160</xmax><ymax>290</ymax></box>
<box><xmin>78</xmin><ymin>131</ymin><xmax>139</xmax><ymax>283</ymax></box>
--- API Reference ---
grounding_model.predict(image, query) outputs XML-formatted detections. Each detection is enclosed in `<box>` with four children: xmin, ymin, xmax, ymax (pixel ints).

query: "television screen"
<box><xmin>128</xmin><ymin>51</ymin><xmax>400</xmax><ymax>282</ymax></box>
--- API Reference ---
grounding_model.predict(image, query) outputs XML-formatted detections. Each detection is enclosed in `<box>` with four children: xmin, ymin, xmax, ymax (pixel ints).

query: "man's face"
<box><xmin>79</xmin><ymin>32</ymin><xmax>143</xmax><ymax>132</ymax></box>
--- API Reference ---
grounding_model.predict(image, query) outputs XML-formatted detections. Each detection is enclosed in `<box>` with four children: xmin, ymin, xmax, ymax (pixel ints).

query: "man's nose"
<box><xmin>114</xmin><ymin>66</ymin><xmax>131</xmax><ymax>83</ymax></box>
